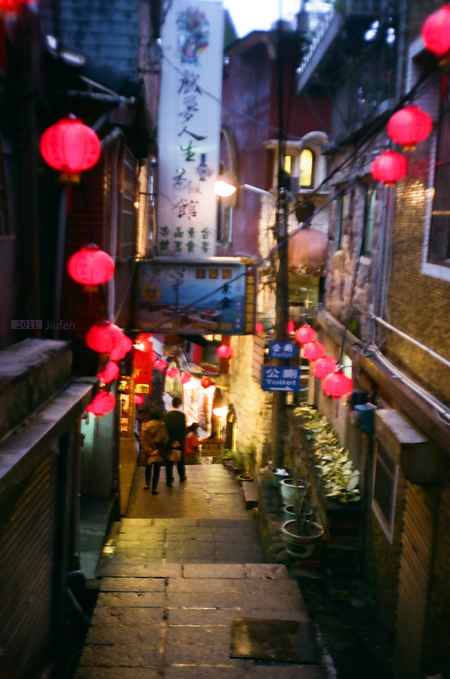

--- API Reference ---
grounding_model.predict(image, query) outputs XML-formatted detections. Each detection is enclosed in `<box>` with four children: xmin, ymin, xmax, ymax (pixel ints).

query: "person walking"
<box><xmin>184</xmin><ymin>422</ymin><xmax>202</xmax><ymax>464</ymax></box>
<box><xmin>164</xmin><ymin>396</ymin><xmax>187</xmax><ymax>486</ymax></box>
<box><xmin>140</xmin><ymin>407</ymin><xmax>169</xmax><ymax>494</ymax></box>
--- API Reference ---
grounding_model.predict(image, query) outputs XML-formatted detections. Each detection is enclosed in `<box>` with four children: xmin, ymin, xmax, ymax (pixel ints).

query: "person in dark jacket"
<box><xmin>140</xmin><ymin>408</ymin><xmax>169</xmax><ymax>494</ymax></box>
<box><xmin>164</xmin><ymin>396</ymin><xmax>187</xmax><ymax>486</ymax></box>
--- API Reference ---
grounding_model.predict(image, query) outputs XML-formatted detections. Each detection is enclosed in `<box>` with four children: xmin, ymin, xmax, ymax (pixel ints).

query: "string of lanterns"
<box><xmin>370</xmin><ymin>5</ymin><xmax>449</xmax><ymax>184</ymax></box>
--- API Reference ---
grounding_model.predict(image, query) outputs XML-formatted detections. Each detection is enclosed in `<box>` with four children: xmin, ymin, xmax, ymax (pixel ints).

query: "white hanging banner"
<box><xmin>157</xmin><ymin>0</ymin><xmax>224</xmax><ymax>259</ymax></box>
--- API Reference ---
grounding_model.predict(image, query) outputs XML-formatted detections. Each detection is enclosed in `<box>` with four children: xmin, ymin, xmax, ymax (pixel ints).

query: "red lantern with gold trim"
<box><xmin>387</xmin><ymin>106</ymin><xmax>432</xmax><ymax>148</ymax></box>
<box><xmin>68</xmin><ymin>243</ymin><xmax>114</xmax><ymax>289</ymax></box>
<box><xmin>421</xmin><ymin>5</ymin><xmax>450</xmax><ymax>56</ymax></box>
<box><xmin>40</xmin><ymin>115</ymin><xmax>101</xmax><ymax>182</ymax></box>
<box><xmin>371</xmin><ymin>151</ymin><xmax>407</xmax><ymax>184</ymax></box>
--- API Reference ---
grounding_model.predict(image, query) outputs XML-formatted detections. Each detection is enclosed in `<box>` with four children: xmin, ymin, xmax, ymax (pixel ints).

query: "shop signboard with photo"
<box><xmin>136</xmin><ymin>260</ymin><xmax>256</xmax><ymax>335</ymax></box>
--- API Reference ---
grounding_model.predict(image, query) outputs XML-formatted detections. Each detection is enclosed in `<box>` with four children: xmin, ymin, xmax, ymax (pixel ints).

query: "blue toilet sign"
<box><xmin>268</xmin><ymin>341</ymin><xmax>297</xmax><ymax>359</ymax></box>
<box><xmin>262</xmin><ymin>366</ymin><xmax>301</xmax><ymax>391</ymax></box>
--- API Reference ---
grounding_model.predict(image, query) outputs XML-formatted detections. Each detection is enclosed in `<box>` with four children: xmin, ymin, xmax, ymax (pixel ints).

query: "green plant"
<box><xmin>293</xmin><ymin>404</ymin><xmax>360</xmax><ymax>504</ymax></box>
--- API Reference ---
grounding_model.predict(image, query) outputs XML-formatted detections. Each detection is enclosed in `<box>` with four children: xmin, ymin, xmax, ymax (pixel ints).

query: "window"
<box><xmin>428</xmin><ymin>80</ymin><xmax>450</xmax><ymax>267</ymax></box>
<box><xmin>299</xmin><ymin>148</ymin><xmax>314</xmax><ymax>188</ymax></box>
<box><xmin>335</xmin><ymin>192</ymin><xmax>345</xmax><ymax>251</ymax></box>
<box><xmin>119</xmin><ymin>147</ymin><xmax>137</xmax><ymax>260</ymax></box>
<box><xmin>361</xmin><ymin>184</ymin><xmax>376</xmax><ymax>255</ymax></box>
<box><xmin>217</xmin><ymin>196</ymin><xmax>233</xmax><ymax>246</ymax></box>
<box><xmin>372</xmin><ymin>441</ymin><xmax>398</xmax><ymax>541</ymax></box>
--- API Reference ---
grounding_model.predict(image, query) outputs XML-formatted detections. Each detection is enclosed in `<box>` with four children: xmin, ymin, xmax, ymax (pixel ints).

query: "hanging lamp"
<box><xmin>322</xmin><ymin>370</ymin><xmax>353</xmax><ymax>399</ymax></box>
<box><xmin>97</xmin><ymin>361</ymin><xmax>120</xmax><ymax>385</ymax></box>
<box><xmin>68</xmin><ymin>243</ymin><xmax>114</xmax><ymax>289</ymax></box>
<box><xmin>371</xmin><ymin>150</ymin><xmax>407</xmax><ymax>184</ymax></box>
<box><xmin>86</xmin><ymin>391</ymin><xmax>116</xmax><ymax>416</ymax></box>
<box><xmin>387</xmin><ymin>106</ymin><xmax>432</xmax><ymax>148</ymax></box>
<box><xmin>302</xmin><ymin>341</ymin><xmax>326</xmax><ymax>361</ymax></box>
<box><xmin>294</xmin><ymin>324</ymin><xmax>317</xmax><ymax>344</ymax></box>
<box><xmin>421</xmin><ymin>4</ymin><xmax>450</xmax><ymax>56</ymax></box>
<box><xmin>40</xmin><ymin>115</ymin><xmax>101</xmax><ymax>182</ymax></box>
<box><xmin>312</xmin><ymin>356</ymin><xmax>337</xmax><ymax>378</ymax></box>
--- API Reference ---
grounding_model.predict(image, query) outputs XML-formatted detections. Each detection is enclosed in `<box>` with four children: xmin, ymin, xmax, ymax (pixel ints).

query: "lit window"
<box><xmin>284</xmin><ymin>155</ymin><xmax>292</xmax><ymax>175</ymax></box>
<box><xmin>299</xmin><ymin>148</ymin><xmax>314</xmax><ymax>188</ymax></box>
<box><xmin>428</xmin><ymin>85</ymin><xmax>450</xmax><ymax>267</ymax></box>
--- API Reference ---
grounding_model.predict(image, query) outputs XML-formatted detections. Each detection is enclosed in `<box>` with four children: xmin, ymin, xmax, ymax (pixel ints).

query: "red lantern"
<box><xmin>371</xmin><ymin>151</ymin><xmax>407</xmax><ymax>184</ymax></box>
<box><xmin>312</xmin><ymin>356</ymin><xmax>337</xmax><ymax>378</ymax></box>
<box><xmin>181</xmin><ymin>373</ymin><xmax>192</xmax><ymax>384</ymax></box>
<box><xmin>255</xmin><ymin>322</ymin><xmax>264</xmax><ymax>334</ymax></box>
<box><xmin>151</xmin><ymin>351</ymin><xmax>159</xmax><ymax>363</ymax></box>
<box><xmin>40</xmin><ymin>115</ymin><xmax>101</xmax><ymax>181</ymax></box>
<box><xmin>154</xmin><ymin>358</ymin><xmax>168</xmax><ymax>371</ymax></box>
<box><xmin>166</xmin><ymin>366</ymin><xmax>179</xmax><ymax>379</ymax></box>
<box><xmin>322</xmin><ymin>371</ymin><xmax>353</xmax><ymax>398</ymax></box>
<box><xmin>0</xmin><ymin>0</ymin><xmax>31</xmax><ymax>17</ymax></box>
<box><xmin>134</xmin><ymin>394</ymin><xmax>144</xmax><ymax>405</ymax></box>
<box><xmin>86</xmin><ymin>321</ymin><xmax>123</xmax><ymax>354</ymax></box>
<box><xmin>86</xmin><ymin>391</ymin><xmax>116</xmax><ymax>416</ymax></box>
<box><xmin>68</xmin><ymin>243</ymin><xmax>114</xmax><ymax>288</ymax></box>
<box><xmin>294</xmin><ymin>324</ymin><xmax>317</xmax><ymax>344</ymax></box>
<box><xmin>217</xmin><ymin>344</ymin><xmax>233</xmax><ymax>358</ymax></box>
<box><xmin>287</xmin><ymin>320</ymin><xmax>295</xmax><ymax>334</ymax></box>
<box><xmin>110</xmin><ymin>333</ymin><xmax>133</xmax><ymax>361</ymax></box>
<box><xmin>421</xmin><ymin>5</ymin><xmax>450</xmax><ymax>56</ymax></box>
<box><xmin>97</xmin><ymin>361</ymin><xmax>120</xmax><ymax>385</ymax></box>
<box><xmin>387</xmin><ymin>106</ymin><xmax>432</xmax><ymax>148</ymax></box>
<box><xmin>303</xmin><ymin>341</ymin><xmax>325</xmax><ymax>361</ymax></box>
<box><xmin>201</xmin><ymin>376</ymin><xmax>214</xmax><ymax>388</ymax></box>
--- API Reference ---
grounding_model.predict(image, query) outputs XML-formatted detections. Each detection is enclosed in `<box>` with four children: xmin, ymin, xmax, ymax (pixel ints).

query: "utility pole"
<box><xmin>271</xmin><ymin>18</ymin><xmax>289</xmax><ymax>469</ymax></box>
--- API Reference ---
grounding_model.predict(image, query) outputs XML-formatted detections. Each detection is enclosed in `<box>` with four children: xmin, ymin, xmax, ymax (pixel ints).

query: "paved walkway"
<box><xmin>74</xmin><ymin>463</ymin><xmax>330</xmax><ymax>678</ymax></box>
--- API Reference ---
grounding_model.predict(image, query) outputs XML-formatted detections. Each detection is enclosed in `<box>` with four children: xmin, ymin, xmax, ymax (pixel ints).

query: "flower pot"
<box><xmin>281</xmin><ymin>519</ymin><xmax>324</xmax><ymax>559</ymax></box>
<box><xmin>283</xmin><ymin>505</ymin><xmax>296</xmax><ymax>522</ymax></box>
<box><xmin>237</xmin><ymin>473</ymin><xmax>253</xmax><ymax>484</ymax></box>
<box><xmin>271</xmin><ymin>468</ymin><xmax>292</xmax><ymax>488</ymax></box>
<box><xmin>280</xmin><ymin>478</ymin><xmax>306</xmax><ymax>506</ymax></box>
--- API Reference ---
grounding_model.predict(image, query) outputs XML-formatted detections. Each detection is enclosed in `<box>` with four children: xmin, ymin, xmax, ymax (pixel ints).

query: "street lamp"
<box><xmin>215</xmin><ymin>176</ymin><xmax>289</xmax><ymax>468</ymax></box>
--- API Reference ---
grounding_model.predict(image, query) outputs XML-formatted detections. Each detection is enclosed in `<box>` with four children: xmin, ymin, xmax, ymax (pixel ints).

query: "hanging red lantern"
<box><xmin>322</xmin><ymin>371</ymin><xmax>353</xmax><ymax>398</ymax></box>
<box><xmin>68</xmin><ymin>243</ymin><xmax>115</xmax><ymax>288</ymax></box>
<box><xmin>387</xmin><ymin>106</ymin><xmax>432</xmax><ymax>148</ymax></box>
<box><xmin>287</xmin><ymin>320</ymin><xmax>295</xmax><ymax>334</ymax></box>
<box><xmin>40</xmin><ymin>115</ymin><xmax>101</xmax><ymax>182</ymax></box>
<box><xmin>86</xmin><ymin>391</ymin><xmax>116</xmax><ymax>416</ymax></box>
<box><xmin>371</xmin><ymin>150</ymin><xmax>407</xmax><ymax>184</ymax></box>
<box><xmin>312</xmin><ymin>356</ymin><xmax>337</xmax><ymax>379</ymax></box>
<box><xmin>201</xmin><ymin>376</ymin><xmax>214</xmax><ymax>388</ymax></box>
<box><xmin>134</xmin><ymin>394</ymin><xmax>144</xmax><ymax>405</ymax></box>
<box><xmin>421</xmin><ymin>5</ymin><xmax>450</xmax><ymax>57</ymax></box>
<box><xmin>181</xmin><ymin>373</ymin><xmax>192</xmax><ymax>384</ymax></box>
<box><xmin>255</xmin><ymin>322</ymin><xmax>264</xmax><ymax>334</ymax></box>
<box><xmin>151</xmin><ymin>351</ymin><xmax>159</xmax><ymax>363</ymax></box>
<box><xmin>303</xmin><ymin>341</ymin><xmax>326</xmax><ymax>361</ymax></box>
<box><xmin>294</xmin><ymin>324</ymin><xmax>317</xmax><ymax>344</ymax></box>
<box><xmin>217</xmin><ymin>344</ymin><xmax>233</xmax><ymax>358</ymax></box>
<box><xmin>154</xmin><ymin>358</ymin><xmax>168</xmax><ymax>371</ymax></box>
<box><xmin>86</xmin><ymin>320</ymin><xmax>123</xmax><ymax>354</ymax></box>
<box><xmin>0</xmin><ymin>0</ymin><xmax>31</xmax><ymax>17</ymax></box>
<box><xmin>97</xmin><ymin>361</ymin><xmax>120</xmax><ymax>385</ymax></box>
<box><xmin>110</xmin><ymin>333</ymin><xmax>133</xmax><ymax>361</ymax></box>
<box><xmin>166</xmin><ymin>366</ymin><xmax>179</xmax><ymax>379</ymax></box>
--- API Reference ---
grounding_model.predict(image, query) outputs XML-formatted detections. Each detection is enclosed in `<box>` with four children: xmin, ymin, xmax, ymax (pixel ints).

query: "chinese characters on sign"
<box><xmin>157</xmin><ymin>1</ymin><xmax>224</xmax><ymax>259</ymax></box>
<box><xmin>136</xmin><ymin>261</ymin><xmax>257</xmax><ymax>335</ymax></box>
<box><xmin>261</xmin><ymin>366</ymin><xmax>302</xmax><ymax>392</ymax></box>
<box><xmin>268</xmin><ymin>341</ymin><xmax>297</xmax><ymax>359</ymax></box>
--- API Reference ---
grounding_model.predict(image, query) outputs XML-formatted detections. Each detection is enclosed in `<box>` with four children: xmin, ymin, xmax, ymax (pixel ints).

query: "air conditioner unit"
<box><xmin>351</xmin><ymin>403</ymin><xmax>377</xmax><ymax>435</ymax></box>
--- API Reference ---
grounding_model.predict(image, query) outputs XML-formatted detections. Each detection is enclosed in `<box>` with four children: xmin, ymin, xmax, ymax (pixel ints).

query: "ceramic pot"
<box><xmin>283</xmin><ymin>505</ymin><xmax>296</xmax><ymax>522</ymax></box>
<box><xmin>280</xmin><ymin>478</ymin><xmax>306</xmax><ymax>506</ymax></box>
<box><xmin>271</xmin><ymin>468</ymin><xmax>292</xmax><ymax>488</ymax></box>
<box><xmin>281</xmin><ymin>519</ymin><xmax>324</xmax><ymax>559</ymax></box>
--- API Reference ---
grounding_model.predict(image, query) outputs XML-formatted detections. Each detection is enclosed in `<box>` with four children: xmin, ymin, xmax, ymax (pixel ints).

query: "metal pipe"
<box><xmin>371</xmin><ymin>315</ymin><xmax>450</xmax><ymax>370</ymax></box>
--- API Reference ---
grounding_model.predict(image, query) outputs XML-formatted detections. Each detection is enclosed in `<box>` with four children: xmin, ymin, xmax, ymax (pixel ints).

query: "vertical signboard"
<box><xmin>157</xmin><ymin>0</ymin><xmax>224</xmax><ymax>259</ymax></box>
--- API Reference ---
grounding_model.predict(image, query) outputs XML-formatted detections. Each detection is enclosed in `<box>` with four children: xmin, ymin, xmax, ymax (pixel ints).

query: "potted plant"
<box><xmin>281</xmin><ymin>483</ymin><xmax>324</xmax><ymax>559</ymax></box>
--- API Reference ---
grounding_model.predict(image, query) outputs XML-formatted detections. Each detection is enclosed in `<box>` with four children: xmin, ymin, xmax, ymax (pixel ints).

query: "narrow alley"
<box><xmin>73</xmin><ymin>462</ymin><xmax>328</xmax><ymax>679</ymax></box>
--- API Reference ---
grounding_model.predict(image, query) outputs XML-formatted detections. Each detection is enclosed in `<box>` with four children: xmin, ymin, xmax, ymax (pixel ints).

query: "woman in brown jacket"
<box><xmin>140</xmin><ymin>407</ymin><xmax>169</xmax><ymax>494</ymax></box>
